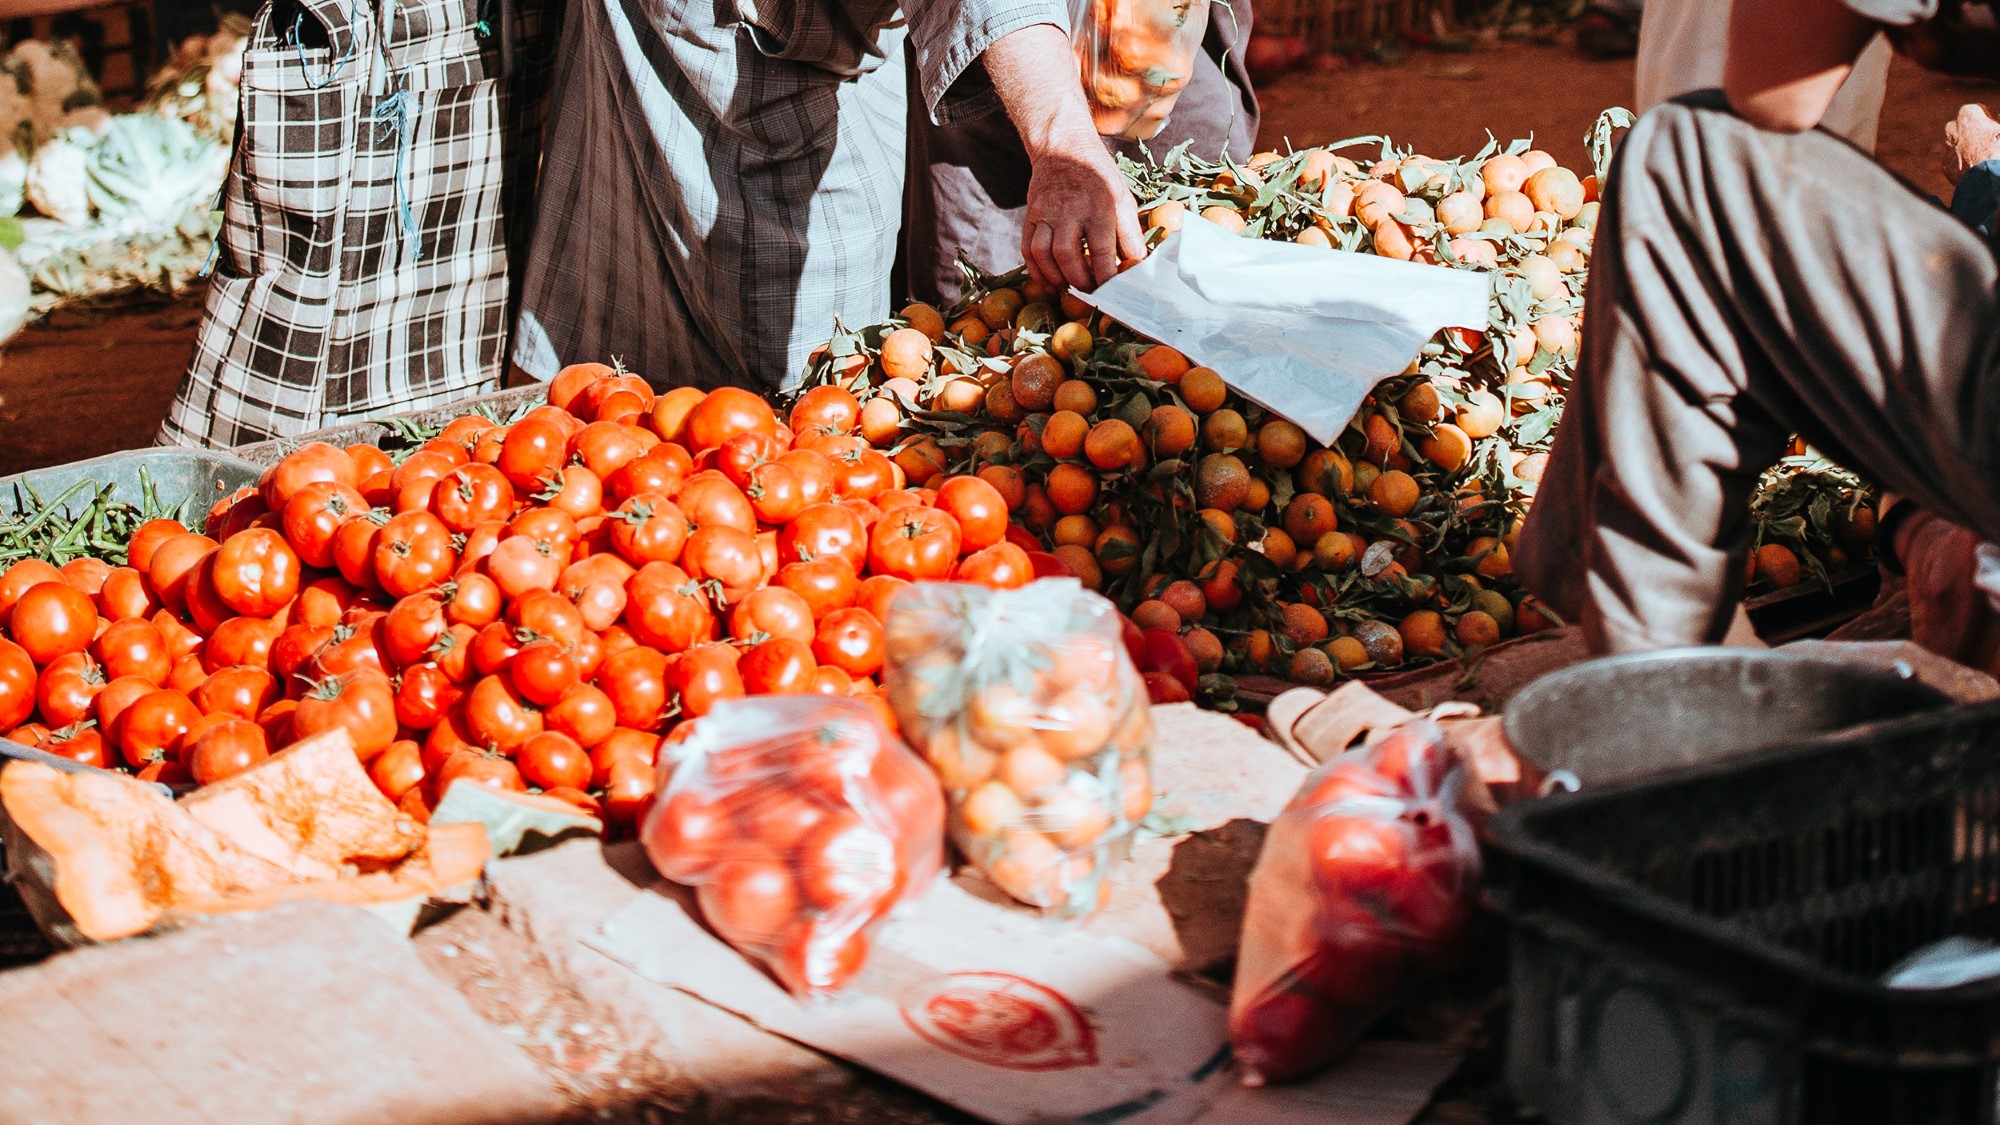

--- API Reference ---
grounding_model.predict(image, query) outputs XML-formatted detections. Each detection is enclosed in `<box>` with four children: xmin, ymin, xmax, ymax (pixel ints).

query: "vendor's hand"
<box><xmin>1021</xmin><ymin>130</ymin><xmax>1147</xmax><ymax>292</ymax></box>
<box><xmin>1942</xmin><ymin>103</ymin><xmax>2000</xmax><ymax>186</ymax></box>
<box><xmin>981</xmin><ymin>23</ymin><xmax>1148</xmax><ymax>293</ymax></box>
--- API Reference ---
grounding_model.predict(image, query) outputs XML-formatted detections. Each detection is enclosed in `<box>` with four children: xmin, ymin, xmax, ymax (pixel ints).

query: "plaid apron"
<box><xmin>161</xmin><ymin>0</ymin><xmax>554</xmax><ymax>448</ymax></box>
<box><xmin>510</xmin><ymin>0</ymin><xmax>1067</xmax><ymax>395</ymax></box>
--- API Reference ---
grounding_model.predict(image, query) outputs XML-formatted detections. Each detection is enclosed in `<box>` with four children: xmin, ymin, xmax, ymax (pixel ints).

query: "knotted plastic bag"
<box><xmin>1072</xmin><ymin>0</ymin><xmax>1210</xmax><ymax>141</ymax></box>
<box><xmin>884</xmin><ymin>578</ymin><xmax>1155</xmax><ymax>918</ymax></box>
<box><xmin>1229</xmin><ymin>719</ymin><xmax>1481</xmax><ymax>1084</ymax></box>
<box><xmin>639</xmin><ymin>695</ymin><xmax>946</xmax><ymax>997</ymax></box>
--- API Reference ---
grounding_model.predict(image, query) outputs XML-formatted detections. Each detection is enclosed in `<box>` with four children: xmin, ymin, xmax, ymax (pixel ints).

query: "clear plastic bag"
<box><xmin>639</xmin><ymin>695</ymin><xmax>946</xmax><ymax>998</ymax></box>
<box><xmin>1228</xmin><ymin>720</ymin><xmax>1480</xmax><ymax>1085</ymax></box>
<box><xmin>1072</xmin><ymin>0</ymin><xmax>1210</xmax><ymax>141</ymax></box>
<box><xmin>884</xmin><ymin>578</ymin><xmax>1155</xmax><ymax>918</ymax></box>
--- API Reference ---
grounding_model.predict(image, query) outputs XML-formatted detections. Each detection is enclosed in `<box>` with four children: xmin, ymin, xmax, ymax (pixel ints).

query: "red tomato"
<box><xmin>290</xmin><ymin>575</ymin><xmax>358</xmax><ymax>630</ymax></box>
<box><xmin>607</xmin><ymin>454</ymin><xmax>687</xmax><ymax>505</ymax></box>
<box><xmin>59</xmin><ymin>556</ymin><xmax>112</xmax><ymax>597</ymax></box>
<box><xmin>203</xmin><ymin>615</ymin><xmax>282</xmax><ymax>674</ymax></box>
<box><xmin>545</xmin><ymin>683</ymin><xmax>617</xmax><ymax>748</ymax></box>
<box><xmin>261</xmin><ymin>442</ymin><xmax>359</xmax><ymax>511</ymax></box>
<box><xmin>465</xmin><ymin>674</ymin><xmax>544</xmax><ymax>751</ymax></box>
<box><xmin>568</xmin><ymin>420</ymin><xmax>650</xmax><ymax>479</ymax></box>
<box><xmin>484</xmin><ymin>534</ymin><xmax>563</xmax><ymax>600</ymax></box>
<box><xmin>508</xmin><ymin>639</ymin><xmax>580</xmax><ymax>706</ymax></box>
<box><xmin>770</xmin><ymin>919</ymin><xmax>871</xmax><ymax>996</ymax></box>
<box><xmin>831</xmin><ymin>448</ymin><xmax>897</xmax><ymax>501</ymax></box>
<box><xmin>211</xmin><ymin>529</ymin><xmax>302</xmax><ymax>618</ymax></box>
<box><xmin>187</xmin><ymin>719</ymin><xmax>270</xmax><ymax>785</ymax></box>
<box><xmin>192</xmin><ymin>667</ymin><xmax>279</xmax><ymax>719</ymax></box>
<box><xmin>35</xmin><ymin>652</ymin><xmax>104</xmax><ymax>728</ymax></box>
<box><xmin>292</xmin><ymin>672</ymin><xmax>400</xmax><ymax>759</ymax></box>
<box><xmin>868</xmin><ymin>506</ymin><xmax>961</xmax><ymax>581</ymax></box>
<box><xmin>608</xmin><ymin>492</ymin><xmax>691</xmax><ymax>566</ymax></box>
<box><xmin>1138</xmin><ymin>628</ymin><xmax>1199</xmax><ymax>695</ymax></box>
<box><xmin>270</xmin><ymin>623</ymin><xmax>333</xmax><ymax>688</ymax></box>
<box><xmin>933</xmin><ymin>476</ymin><xmax>1008</xmax><ymax>552</ymax></box>
<box><xmin>622</xmin><ymin>562</ymin><xmax>717</xmax><ymax>653</ymax></box>
<box><xmin>369</xmin><ymin>739</ymin><xmax>427</xmax><ymax>800</ymax></box>
<box><xmin>738</xmin><ymin>637</ymin><xmax>817</xmax><ymax>696</ymax></box>
<box><xmin>777</xmin><ymin>503</ymin><xmax>866</xmax><ymax>570</ymax></box>
<box><xmin>497</xmin><ymin>418</ymin><xmax>569</xmax><ymax>491</ymax></box>
<box><xmin>509</xmin><ymin>507</ymin><xmax>578</xmax><ymax>555</ymax></box>
<box><xmin>715</xmin><ymin>430</ymin><xmax>782</xmax><ymax>487</ymax></box>
<box><xmin>853</xmin><ymin>574</ymin><xmax>910</xmax><ymax>624</ymax></box>
<box><xmin>372</xmin><ymin>511</ymin><xmax>456</xmax><ymax>599</ymax></box>
<box><xmin>955</xmin><ymin>542</ymin><xmax>1034</xmax><ymax>589</ymax></box>
<box><xmin>642</xmin><ymin>786</ymin><xmax>733</xmax><ymax>882</ymax></box>
<box><xmin>671</xmin><ymin>643</ymin><xmax>745</xmax><ymax>718</ymax></box>
<box><xmin>330</xmin><ymin>514</ymin><xmax>386</xmax><ymax>589</ymax></box>
<box><xmin>777</xmin><ymin>449</ymin><xmax>836</xmax><ymax>507</ymax></box>
<box><xmin>812</xmin><ymin>608</ymin><xmax>885</xmax><ymax>678</ymax></box>
<box><xmin>744</xmin><ymin>461</ymin><xmax>805</xmax><ymax>524</ymax></box>
<box><xmin>439</xmin><ymin>748</ymin><xmax>528</xmax><ymax>798</ymax></box>
<box><xmin>145</xmin><ymin>533</ymin><xmax>217</xmax><ymax>612</ymax></box>
<box><xmin>597</xmin><ymin>645</ymin><xmax>670</xmax><ymax>729</ymax></box>
<box><xmin>169</xmin><ymin>653</ymin><xmax>207</xmax><ymax>695</ymax></box>
<box><xmin>676</xmin><ymin>474</ymin><xmax>757</xmax><ymax>535</ymax></box>
<box><xmin>124</xmin><ymin>520</ymin><xmax>188</xmax><ymax>575</ymax></box>
<box><xmin>507</xmin><ymin>589</ymin><xmax>588</xmax><ymax>648</ymax></box>
<box><xmin>686</xmin><ymin>387</ymin><xmax>780</xmax><ymax>453</ymax></box>
<box><xmin>430</xmin><ymin>622</ymin><xmax>478</xmax><ymax>683</ymax></box>
<box><xmin>395</xmin><ymin>661</ymin><xmax>463</xmax><ymax>730</ymax></box>
<box><xmin>697</xmin><ymin>847</ymin><xmax>798</xmax><ymax>943</ymax></box>
<box><xmin>517</xmin><ymin>730</ymin><xmax>592</xmax><ymax>790</ymax></box>
<box><xmin>809</xmin><ymin>665</ymin><xmax>853</xmax><ymax>695</ymax></box>
<box><xmin>1306</xmin><ymin>812</ymin><xmax>1411</xmax><ymax>900</ymax></box>
<box><xmin>470</xmin><ymin>621</ymin><xmax>525</xmax><ymax>678</ymax></box>
<box><xmin>729</xmin><ymin>586</ymin><xmax>815</xmax><ymax>645</ymax></box>
<box><xmin>602</xmin><ymin>754</ymin><xmax>658</xmax><ymax>825</ymax></box>
<box><xmin>96</xmin><ymin>566</ymin><xmax>160</xmax><ymax>621</ymax></box>
<box><xmin>772</xmin><ymin>558</ymin><xmax>859</xmax><ymax>621</ymax></box>
<box><xmin>788</xmin><ymin>385</ymin><xmax>861</xmax><ymax>436</ymax></box>
<box><xmin>283</xmin><ymin>481</ymin><xmax>370</xmax><ymax>569</ymax></box>
<box><xmin>794</xmin><ymin>811</ymin><xmax>897</xmax><ymax>910</ymax></box>
<box><xmin>12</xmin><ymin>580</ymin><xmax>98</xmax><ymax>665</ymax></box>
<box><xmin>115</xmin><ymin>688</ymin><xmax>201</xmax><ymax>766</ymax></box>
<box><xmin>442</xmin><ymin>571</ymin><xmax>503</xmax><ymax>629</ymax></box>
<box><xmin>454</xmin><ymin>520</ymin><xmax>505</xmax><ymax>577</ymax></box>
<box><xmin>381</xmin><ymin>592</ymin><xmax>448</xmax><ymax>670</ymax></box>
<box><xmin>42</xmin><ymin>725</ymin><xmax>113</xmax><ymax>770</ymax></box>
<box><xmin>538</xmin><ymin>464</ymin><xmax>606</xmax><ymax>521</ymax></box>
<box><xmin>432</xmin><ymin>464</ymin><xmax>517</xmax><ymax>533</ymax></box>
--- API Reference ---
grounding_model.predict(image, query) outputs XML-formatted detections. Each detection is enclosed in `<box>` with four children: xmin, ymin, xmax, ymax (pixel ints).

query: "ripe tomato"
<box><xmin>125</xmin><ymin>520</ymin><xmax>188</xmax><ymax>574</ymax></box>
<box><xmin>698</xmin><ymin>848</ymin><xmax>799</xmax><ymax>944</ymax></box>
<box><xmin>465</xmin><ymin>674</ymin><xmax>544</xmax><ymax>751</ymax></box>
<box><xmin>188</xmin><ymin>719</ymin><xmax>270</xmax><ymax>786</ymax></box>
<box><xmin>12</xmin><ymin>581</ymin><xmax>98</xmax><ymax>665</ymax></box>
<box><xmin>485</xmin><ymin>534</ymin><xmax>564</xmax><ymax>600</ymax></box>
<box><xmin>432</xmin><ymin>464</ymin><xmax>516</xmax><ymax>533</ymax></box>
<box><xmin>149</xmin><ymin>609</ymin><xmax>203</xmax><ymax>663</ymax></box>
<box><xmin>684</xmin><ymin>526</ymin><xmax>764</xmax><ymax>600</ymax></box>
<box><xmin>372</xmin><ymin>511</ymin><xmax>455</xmax><ymax>599</ymax></box>
<box><xmin>169</xmin><ymin>653</ymin><xmax>207</xmax><ymax>695</ymax></box>
<box><xmin>394</xmin><ymin>661</ymin><xmax>463</xmax><ymax>730</ymax></box>
<box><xmin>283</xmin><ymin>481</ymin><xmax>370</xmax><ymax>569</ymax></box>
<box><xmin>738</xmin><ymin>461</ymin><xmax>801</xmax><ymax>525</ymax></box>
<box><xmin>676</xmin><ymin>474</ymin><xmax>757</xmax><ymax>535</ymax></box>
<box><xmin>771</xmin><ymin>558</ymin><xmax>859</xmax><ymax>621</ymax></box>
<box><xmin>438</xmin><ymin>748</ymin><xmax>528</xmax><ymax>798</ymax></box>
<box><xmin>935</xmin><ymin>476</ymin><xmax>1008</xmax><ymax>553</ymax></box>
<box><xmin>602</xmin><ymin>754</ymin><xmax>657</xmax><ymax>825</ymax></box>
<box><xmin>598</xmin><ymin>645</ymin><xmax>670</xmax><ymax>729</ymax></box>
<box><xmin>738</xmin><ymin>637</ymin><xmax>817</xmax><ymax>696</ymax></box>
<box><xmin>332</xmin><ymin>513</ymin><xmax>386</xmax><ymax>589</ymax></box>
<box><xmin>537</xmin><ymin>464</ymin><xmax>606</xmax><ymax>521</ymax></box>
<box><xmin>867</xmin><ymin>506</ymin><xmax>962</xmax><ymax>582</ymax></box>
<box><xmin>369</xmin><ymin>739</ymin><xmax>426</xmax><ymax>800</ymax></box>
<box><xmin>428</xmin><ymin>622</ymin><xmax>478</xmax><ymax>684</ymax></box>
<box><xmin>508</xmin><ymin>588</ymin><xmax>588</xmax><ymax>648</ymax></box>
<box><xmin>471</xmin><ymin>621</ymin><xmax>527</xmax><ymax>678</ymax></box>
<box><xmin>623</xmin><ymin>562</ymin><xmax>717</xmax><ymax>653</ymax></box>
<box><xmin>91</xmin><ymin>673</ymin><xmax>155</xmax><ymax>734</ymax></box>
<box><xmin>716</xmin><ymin>431</ymin><xmax>782</xmax><ymax>488</ymax></box>
<box><xmin>566</xmin><ymin>570</ymin><xmax>628</xmax><ymax>634</ymax></box>
<box><xmin>777</xmin><ymin>504</ymin><xmax>866</xmax><ymax>571</ymax></box>
<box><xmin>382</xmin><ymin>592</ymin><xmax>448</xmax><ymax>669</ymax></box>
<box><xmin>794</xmin><ymin>812</ymin><xmax>897</xmax><ymax>910</ymax></box>
<box><xmin>261</xmin><ymin>442</ymin><xmax>359</xmax><ymax>510</ymax></box>
<box><xmin>672</xmin><ymin>643</ymin><xmax>745</xmax><ymax>718</ymax></box>
<box><xmin>831</xmin><ymin>448</ymin><xmax>897</xmax><ymax>501</ymax></box>
<box><xmin>956</xmin><ymin>542</ymin><xmax>1034</xmax><ymax>589</ymax></box>
<box><xmin>454</xmin><ymin>520</ymin><xmax>505</xmax><ymax>577</ymax></box>
<box><xmin>192</xmin><ymin>667</ymin><xmax>279</xmax><ymax>719</ymax></box>
<box><xmin>508</xmin><ymin>639</ymin><xmax>579</xmax><ymax>706</ymax></box>
<box><xmin>59</xmin><ymin>556</ymin><xmax>112</xmax><ymax>597</ymax></box>
<box><xmin>729</xmin><ymin>586</ymin><xmax>815</xmax><ymax>645</ymax></box>
<box><xmin>317</xmin><ymin>621</ymin><xmax>388</xmax><ymax>681</ymax></box>
<box><xmin>546</xmin><ymin>683</ymin><xmax>617</xmax><ymax>748</ymax></box>
<box><xmin>509</xmin><ymin>507</ymin><xmax>578</xmax><ymax>555</ymax></box>
<box><xmin>212</xmin><ymin>529</ymin><xmax>302</xmax><ymax>618</ymax></box>
<box><xmin>442</xmin><ymin>572</ymin><xmax>503</xmax><ymax>629</ymax></box>
<box><xmin>270</xmin><ymin>623</ymin><xmax>333</xmax><ymax>688</ymax></box>
<box><xmin>146</xmin><ymin>533</ymin><xmax>218</xmax><ymax>611</ymax></box>
<box><xmin>35</xmin><ymin>652</ymin><xmax>105</xmax><ymax>727</ymax></box>
<box><xmin>292</xmin><ymin>672</ymin><xmax>399</xmax><ymax>759</ymax></box>
<box><xmin>606</xmin><ymin>454</ymin><xmax>686</xmax><ymax>505</ymax></box>
<box><xmin>43</xmin><ymin>725</ymin><xmax>113</xmax><ymax>769</ymax></box>
<box><xmin>115</xmin><ymin>688</ymin><xmax>201</xmax><ymax>766</ymax></box>
<box><xmin>570</xmin><ymin>420</ymin><xmax>650</xmax><ymax>479</ymax></box>
<box><xmin>96</xmin><ymin>566</ymin><xmax>159</xmax><ymax>621</ymax></box>
<box><xmin>594</xmin><ymin>725</ymin><xmax>662</xmax><ymax>777</ymax></box>
<box><xmin>517</xmin><ymin>730</ymin><xmax>592</xmax><ymax>790</ymax></box>
<box><xmin>497</xmin><ymin>418</ymin><xmax>569</xmax><ymax>491</ymax></box>
<box><xmin>854</xmin><ymin>574</ymin><xmax>910</xmax><ymax>623</ymax></box>
<box><xmin>643</xmin><ymin>786</ymin><xmax>733</xmax><ymax>881</ymax></box>
<box><xmin>608</xmin><ymin>492</ymin><xmax>691</xmax><ymax>566</ymax></box>
<box><xmin>813</xmin><ymin>608</ymin><xmax>885</xmax><ymax>678</ymax></box>
<box><xmin>789</xmin><ymin>384</ymin><xmax>861</xmax><ymax>436</ymax></box>
<box><xmin>686</xmin><ymin>387</ymin><xmax>779</xmax><ymax>453</ymax></box>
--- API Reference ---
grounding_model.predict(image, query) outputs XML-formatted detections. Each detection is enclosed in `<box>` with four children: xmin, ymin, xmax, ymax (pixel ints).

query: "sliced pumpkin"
<box><xmin>172</xmin><ymin>822</ymin><xmax>490</xmax><ymax>918</ymax></box>
<box><xmin>180</xmin><ymin>729</ymin><xmax>423</xmax><ymax>874</ymax></box>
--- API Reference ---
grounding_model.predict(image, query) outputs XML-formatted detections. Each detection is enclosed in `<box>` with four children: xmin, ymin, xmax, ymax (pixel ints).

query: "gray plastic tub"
<box><xmin>231</xmin><ymin>384</ymin><xmax>547</xmax><ymax>466</ymax></box>
<box><xmin>0</xmin><ymin>447</ymin><xmax>264</xmax><ymax>525</ymax></box>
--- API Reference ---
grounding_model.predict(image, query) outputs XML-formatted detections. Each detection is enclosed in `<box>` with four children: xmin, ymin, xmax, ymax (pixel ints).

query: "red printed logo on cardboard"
<box><xmin>901</xmin><ymin>971</ymin><xmax>1099</xmax><ymax>1070</ymax></box>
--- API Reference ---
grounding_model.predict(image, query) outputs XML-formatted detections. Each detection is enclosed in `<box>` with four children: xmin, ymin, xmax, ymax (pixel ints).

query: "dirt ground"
<box><xmin>0</xmin><ymin>39</ymin><xmax>1987</xmax><ymax>477</ymax></box>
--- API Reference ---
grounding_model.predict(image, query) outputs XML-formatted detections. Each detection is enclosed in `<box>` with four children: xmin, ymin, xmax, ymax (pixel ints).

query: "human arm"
<box><xmin>1943</xmin><ymin>103</ymin><xmax>2000</xmax><ymax>233</ymax></box>
<box><xmin>983</xmin><ymin>23</ymin><xmax>1148</xmax><ymax>291</ymax></box>
<box><xmin>1722</xmin><ymin>0</ymin><xmax>1881</xmax><ymax>131</ymax></box>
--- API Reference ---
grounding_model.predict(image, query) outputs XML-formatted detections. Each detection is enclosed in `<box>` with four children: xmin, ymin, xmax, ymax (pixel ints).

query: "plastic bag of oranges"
<box><xmin>1229</xmin><ymin>720</ymin><xmax>1481</xmax><ymax>1085</ymax></box>
<box><xmin>884</xmin><ymin>578</ymin><xmax>1155</xmax><ymax>919</ymax></box>
<box><xmin>638</xmin><ymin>695</ymin><xmax>946</xmax><ymax>998</ymax></box>
<box><xmin>1073</xmin><ymin>0</ymin><xmax>1210</xmax><ymax>141</ymax></box>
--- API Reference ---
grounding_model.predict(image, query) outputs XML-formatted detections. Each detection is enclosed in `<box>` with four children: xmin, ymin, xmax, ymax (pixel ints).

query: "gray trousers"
<box><xmin>1515</xmin><ymin>92</ymin><xmax>2000</xmax><ymax>653</ymax></box>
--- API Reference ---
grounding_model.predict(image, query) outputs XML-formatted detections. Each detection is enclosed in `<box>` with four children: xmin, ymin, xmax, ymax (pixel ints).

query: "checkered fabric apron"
<box><xmin>161</xmin><ymin>0</ymin><xmax>553</xmax><ymax>448</ymax></box>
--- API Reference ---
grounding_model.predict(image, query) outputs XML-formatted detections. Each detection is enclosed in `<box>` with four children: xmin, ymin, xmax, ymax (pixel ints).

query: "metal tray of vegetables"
<box><xmin>0</xmin><ymin>448</ymin><xmax>262</xmax><ymax>565</ymax></box>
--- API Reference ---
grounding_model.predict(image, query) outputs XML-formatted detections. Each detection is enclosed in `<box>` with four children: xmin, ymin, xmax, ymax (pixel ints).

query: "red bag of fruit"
<box><xmin>1229</xmin><ymin>719</ymin><xmax>1479</xmax><ymax>1085</ymax></box>
<box><xmin>883</xmin><ymin>578</ymin><xmax>1155</xmax><ymax>919</ymax></box>
<box><xmin>639</xmin><ymin>695</ymin><xmax>946</xmax><ymax>998</ymax></box>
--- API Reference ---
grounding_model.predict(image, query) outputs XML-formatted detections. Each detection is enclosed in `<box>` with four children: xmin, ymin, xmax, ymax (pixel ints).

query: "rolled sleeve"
<box><xmin>905</xmin><ymin>0</ymin><xmax>1069</xmax><ymax>125</ymax></box>
<box><xmin>1952</xmin><ymin>159</ymin><xmax>2000</xmax><ymax>237</ymax></box>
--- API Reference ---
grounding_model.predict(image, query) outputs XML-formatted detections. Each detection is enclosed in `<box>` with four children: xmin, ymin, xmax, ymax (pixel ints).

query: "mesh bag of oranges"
<box><xmin>639</xmin><ymin>695</ymin><xmax>946</xmax><ymax>998</ymax></box>
<box><xmin>1072</xmin><ymin>0</ymin><xmax>1209</xmax><ymax>141</ymax></box>
<box><xmin>883</xmin><ymin>578</ymin><xmax>1155</xmax><ymax>918</ymax></box>
<box><xmin>1229</xmin><ymin>721</ymin><xmax>1481</xmax><ymax>1085</ymax></box>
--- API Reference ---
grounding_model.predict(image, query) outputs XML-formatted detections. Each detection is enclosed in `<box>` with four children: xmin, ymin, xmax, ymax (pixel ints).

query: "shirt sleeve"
<box><xmin>1837</xmin><ymin>0</ymin><xmax>1937</xmax><ymax>26</ymax></box>
<box><xmin>904</xmin><ymin>0</ymin><xmax>1070</xmax><ymax>126</ymax></box>
<box><xmin>1951</xmin><ymin>159</ymin><xmax>2000</xmax><ymax>237</ymax></box>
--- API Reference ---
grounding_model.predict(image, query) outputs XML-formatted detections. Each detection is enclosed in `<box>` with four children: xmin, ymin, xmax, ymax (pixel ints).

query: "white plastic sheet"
<box><xmin>1077</xmin><ymin>217</ymin><xmax>1491</xmax><ymax>445</ymax></box>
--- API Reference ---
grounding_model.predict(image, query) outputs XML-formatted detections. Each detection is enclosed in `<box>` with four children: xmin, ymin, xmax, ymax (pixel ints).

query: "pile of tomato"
<box><xmin>0</xmin><ymin>365</ymin><xmax>1062</xmax><ymax>826</ymax></box>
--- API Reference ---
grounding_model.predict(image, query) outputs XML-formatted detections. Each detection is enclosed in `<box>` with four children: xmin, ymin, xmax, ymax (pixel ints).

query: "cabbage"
<box><xmin>85</xmin><ymin>115</ymin><xmax>218</xmax><ymax>227</ymax></box>
<box><xmin>0</xmin><ymin>245</ymin><xmax>28</xmax><ymax>345</ymax></box>
<box><xmin>24</xmin><ymin>136</ymin><xmax>87</xmax><ymax>225</ymax></box>
<box><xmin>0</xmin><ymin>145</ymin><xmax>25</xmax><ymax>217</ymax></box>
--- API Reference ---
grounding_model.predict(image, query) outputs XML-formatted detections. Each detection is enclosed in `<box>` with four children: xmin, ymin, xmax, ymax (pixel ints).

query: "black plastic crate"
<box><xmin>1491</xmin><ymin>700</ymin><xmax>2000</xmax><ymax>1124</ymax></box>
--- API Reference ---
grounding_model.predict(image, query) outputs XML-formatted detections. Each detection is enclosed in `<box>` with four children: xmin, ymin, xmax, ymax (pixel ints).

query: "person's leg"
<box><xmin>1516</xmin><ymin>91</ymin><xmax>2000</xmax><ymax>653</ymax></box>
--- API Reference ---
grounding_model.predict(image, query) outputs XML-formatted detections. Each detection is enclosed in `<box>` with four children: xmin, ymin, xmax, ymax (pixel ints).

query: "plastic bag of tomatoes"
<box><xmin>639</xmin><ymin>694</ymin><xmax>945</xmax><ymax>998</ymax></box>
<box><xmin>1228</xmin><ymin>720</ymin><xmax>1480</xmax><ymax>1086</ymax></box>
<box><xmin>882</xmin><ymin>578</ymin><xmax>1155</xmax><ymax>919</ymax></box>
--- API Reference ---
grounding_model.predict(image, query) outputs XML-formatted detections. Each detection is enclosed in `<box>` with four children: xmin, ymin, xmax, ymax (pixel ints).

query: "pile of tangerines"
<box><xmin>0</xmin><ymin>367</ymin><xmax>1112</xmax><ymax>826</ymax></box>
